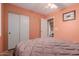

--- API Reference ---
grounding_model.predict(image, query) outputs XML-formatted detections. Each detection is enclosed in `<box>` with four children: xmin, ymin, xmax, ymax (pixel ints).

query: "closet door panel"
<box><xmin>8</xmin><ymin>13</ymin><xmax>20</xmax><ymax>49</ymax></box>
<box><xmin>13</xmin><ymin>14</ymin><xmax>20</xmax><ymax>46</ymax></box>
<box><xmin>8</xmin><ymin>13</ymin><xmax>15</xmax><ymax>49</ymax></box>
<box><xmin>20</xmin><ymin>15</ymin><xmax>29</xmax><ymax>42</ymax></box>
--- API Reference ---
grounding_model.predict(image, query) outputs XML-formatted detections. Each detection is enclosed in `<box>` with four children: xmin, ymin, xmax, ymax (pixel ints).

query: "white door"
<box><xmin>8</xmin><ymin>13</ymin><xmax>20</xmax><ymax>49</ymax></box>
<box><xmin>8</xmin><ymin>13</ymin><xmax>29</xmax><ymax>49</ymax></box>
<box><xmin>41</xmin><ymin>18</ymin><xmax>48</xmax><ymax>38</ymax></box>
<box><xmin>20</xmin><ymin>15</ymin><xmax>29</xmax><ymax>42</ymax></box>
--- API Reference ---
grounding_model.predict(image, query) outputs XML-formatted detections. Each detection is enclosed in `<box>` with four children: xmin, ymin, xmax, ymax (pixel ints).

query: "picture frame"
<box><xmin>63</xmin><ymin>10</ymin><xmax>76</xmax><ymax>21</ymax></box>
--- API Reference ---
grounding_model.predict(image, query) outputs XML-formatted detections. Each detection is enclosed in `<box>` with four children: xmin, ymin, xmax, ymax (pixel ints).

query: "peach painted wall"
<box><xmin>0</xmin><ymin>3</ymin><xmax>3</xmax><ymax>52</ymax></box>
<box><xmin>48</xmin><ymin>4</ymin><xmax>79</xmax><ymax>42</ymax></box>
<box><xmin>2</xmin><ymin>3</ymin><xmax>45</xmax><ymax>51</ymax></box>
<box><xmin>0</xmin><ymin>4</ymin><xmax>1</xmax><ymax>36</ymax></box>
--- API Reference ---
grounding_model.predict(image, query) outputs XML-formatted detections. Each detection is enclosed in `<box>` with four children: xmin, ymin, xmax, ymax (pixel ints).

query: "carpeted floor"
<box><xmin>0</xmin><ymin>49</ymin><xmax>15</xmax><ymax>56</ymax></box>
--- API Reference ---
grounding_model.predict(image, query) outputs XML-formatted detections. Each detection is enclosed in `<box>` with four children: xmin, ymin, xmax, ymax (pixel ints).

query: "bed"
<box><xmin>15</xmin><ymin>37</ymin><xmax>79</xmax><ymax>56</ymax></box>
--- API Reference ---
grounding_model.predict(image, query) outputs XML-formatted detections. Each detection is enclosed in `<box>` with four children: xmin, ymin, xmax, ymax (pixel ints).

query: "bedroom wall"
<box><xmin>2</xmin><ymin>3</ymin><xmax>45</xmax><ymax>51</ymax></box>
<box><xmin>48</xmin><ymin>4</ymin><xmax>79</xmax><ymax>42</ymax></box>
<box><xmin>0</xmin><ymin>3</ymin><xmax>3</xmax><ymax>52</ymax></box>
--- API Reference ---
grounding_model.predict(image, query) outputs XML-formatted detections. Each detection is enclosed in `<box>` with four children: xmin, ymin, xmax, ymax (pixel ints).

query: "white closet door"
<box><xmin>20</xmin><ymin>15</ymin><xmax>29</xmax><ymax>42</ymax></box>
<box><xmin>8</xmin><ymin>13</ymin><xmax>20</xmax><ymax>49</ymax></box>
<box><xmin>41</xmin><ymin>18</ymin><xmax>48</xmax><ymax>38</ymax></box>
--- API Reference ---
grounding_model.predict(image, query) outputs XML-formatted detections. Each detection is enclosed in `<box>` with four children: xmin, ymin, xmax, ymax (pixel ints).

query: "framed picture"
<box><xmin>63</xmin><ymin>11</ymin><xmax>76</xmax><ymax>21</ymax></box>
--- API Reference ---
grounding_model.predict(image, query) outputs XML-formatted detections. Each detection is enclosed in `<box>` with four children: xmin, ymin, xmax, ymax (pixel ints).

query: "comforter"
<box><xmin>15</xmin><ymin>37</ymin><xmax>79</xmax><ymax>56</ymax></box>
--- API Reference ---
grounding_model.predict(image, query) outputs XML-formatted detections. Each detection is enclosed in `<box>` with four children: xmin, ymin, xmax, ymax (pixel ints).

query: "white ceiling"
<box><xmin>13</xmin><ymin>3</ymin><xmax>73</xmax><ymax>15</ymax></box>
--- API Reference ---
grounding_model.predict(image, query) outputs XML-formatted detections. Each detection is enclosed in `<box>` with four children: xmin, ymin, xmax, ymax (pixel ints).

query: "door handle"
<box><xmin>8</xmin><ymin>32</ymin><xmax>11</xmax><ymax>34</ymax></box>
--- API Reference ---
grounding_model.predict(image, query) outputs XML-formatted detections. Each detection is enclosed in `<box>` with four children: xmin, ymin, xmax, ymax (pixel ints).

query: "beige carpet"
<box><xmin>0</xmin><ymin>49</ymin><xmax>14</xmax><ymax>56</ymax></box>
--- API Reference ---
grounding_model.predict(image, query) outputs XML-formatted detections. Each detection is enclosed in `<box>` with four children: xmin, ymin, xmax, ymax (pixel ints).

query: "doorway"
<box><xmin>47</xmin><ymin>18</ymin><xmax>54</xmax><ymax>37</ymax></box>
